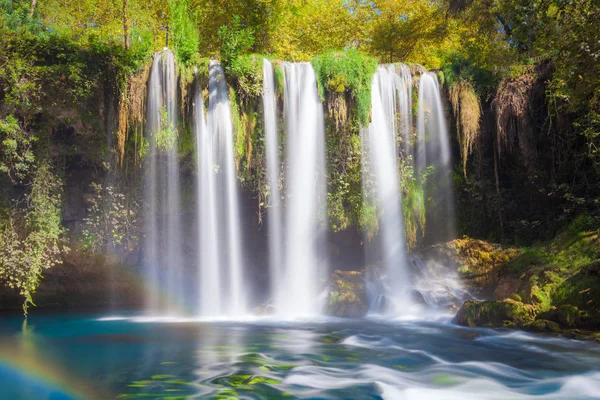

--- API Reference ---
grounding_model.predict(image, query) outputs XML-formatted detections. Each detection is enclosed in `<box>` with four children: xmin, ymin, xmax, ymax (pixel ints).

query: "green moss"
<box><xmin>229</xmin><ymin>87</ymin><xmax>246</xmax><ymax>163</ymax></box>
<box><xmin>273</xmin><ymin>63</ymin><xmax>284</xmax><ymax>98</ymax></box>
<box><xmin>312</xmin><ymin>50</ymin><xmax>377</xmax><ymax>126</ymax></box>
<box><xmin>453</xmin><ymin>299</ymin><xmax>536</xmax><ymax>328</ymax></box>
<box><xmin>504</xmin><ymin>218</ymin><xmax>600</xmax><ymax>311</ymax></box>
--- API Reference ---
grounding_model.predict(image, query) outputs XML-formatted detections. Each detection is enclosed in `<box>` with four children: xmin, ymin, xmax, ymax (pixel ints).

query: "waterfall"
<box><xmin>194</xmin><ymin>69</ymin><xmax>222</xmax><ymax>316</ymax></box>
<box><xmin>276</xmin><ymin>62</ymin><xmax>327</xmax><ymax>317</ymax></box>
<box><xmin>197</xmin><ymin>61</ymin><xmax>247</xmax><ymax>316</ymax></box>
<box><xmin>140</xmin><ymin>52</ymin><xmax>452</xmax><ymax>318</ymax></box>
<box><xmin>361</xmin><ymin>65</ymin><xmax>411</xmax><ymax>311</ymax></box>
<box><xmin>144</xmin><ymin>50</ymin><xmax>184</xmax><ymax>314</ymax></box>
<box><xmin>262</xmin><ymin>59</ymin><xmax>283</xmax><ymax>310</ymax></box>
<box><xmin>417</xmin><ymin>72</ymin><xmax>455</xmax><ymax>243</ymax></box>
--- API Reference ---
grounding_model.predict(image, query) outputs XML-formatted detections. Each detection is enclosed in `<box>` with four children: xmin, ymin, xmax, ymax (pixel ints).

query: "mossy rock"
<box><xmin>453</xmin><ymin>299</ymin><xmax>536</xmax><ymax>328</ymax></box>
<box><xmin>526</xmin><ymin>319</ymin><xmax>561</xmax><ymax>332</ymax></box>
<box><xmin>326</xmin><ymin>270</ymin><xmax>368</xmax><ymax>317</ymax></box>
<box><xmin>537</xmin><ymin>305</ymin><xmax>581</xmax><ymax>328</ymax></box>
<box><xmin>537</xmin><ymin>305</ymin><xmax>600</xmax><ymax>330</ymax></box>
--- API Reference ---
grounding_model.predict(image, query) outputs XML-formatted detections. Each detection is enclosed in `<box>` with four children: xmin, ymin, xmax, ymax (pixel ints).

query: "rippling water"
<box><xmin>0</xmin><ymin>313</ymin><xmax>599</xmax><ymax>399</ymax></box>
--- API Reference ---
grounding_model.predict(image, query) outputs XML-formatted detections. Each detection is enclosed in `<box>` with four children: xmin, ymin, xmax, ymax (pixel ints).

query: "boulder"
<box><xmin>537</xmin><ymin>305</ymin><xmax>581</xmax><ymax>328</ymax></box>
<box><xmin>527</xmin><ymin>319</ymin><xmax>561</xmax><ymax>332</ymax></box>
<box><xmin>453</xmin><ymin>299</ymin><xmax>536</xmax><ymax>328</ymax></box>
<box><xmin>537</xmin><ymin>305</ymin><xmax>600</xmax><ymax>330</ymax></box>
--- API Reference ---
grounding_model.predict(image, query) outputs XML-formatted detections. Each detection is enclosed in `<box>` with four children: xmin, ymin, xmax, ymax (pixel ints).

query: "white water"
<box><xmin>194</xmin><ymin>69</ymin><xmax>222</xmax><ymax>316</ymax></box>
<box><xmin>262</xmin><ymin>59</ymin><xmax>284</xmax><ymax>310</ymax></box>
<box><xmin>278</xmin><ymin>62</ymin><xmax>327</xmax><ymax>317</ymax></box>
<box><xmin>417</xmin><ymin>72</ymin><xmax>455</xmax><ymax>242</ymax></box>
<box><xmin>202</xmin><ymin>61</ymin><xmax>247</xmax><ymax>316</ymax></box>
<box><xmin>417</xmin><ymin>73</ymin><xmax>450</xmax><ymax>171</ymax></box>
<box><xmin>143</xmin><ymin>50</ymin><xmax>183</xmax><ymax>314</ymax></box>
<box><xmin>362</xmin><ymin>65</ymin><xmax>411</xmax><ymax>311</ymax></box>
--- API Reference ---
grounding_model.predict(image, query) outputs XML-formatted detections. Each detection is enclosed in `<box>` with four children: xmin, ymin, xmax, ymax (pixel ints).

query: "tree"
<box><xmin>29</xmin><ymin>0</ymin><xmax>36</xmax><ymax>18</ymax></box>
<box><xmin>367</xmin><ymin>0</ymin><xmax>447</xmax><ymax>63</ymax></box>
<box><xmin>123</xmin><ymin>0</ymin><xmax>130</xmax><ymax>49</ymax></box>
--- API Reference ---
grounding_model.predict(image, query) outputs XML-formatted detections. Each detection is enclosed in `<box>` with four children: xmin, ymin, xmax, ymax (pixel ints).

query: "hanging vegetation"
<box><xmin>492</xmin><ymin>71</ymin><xmax>536</xmax><ymax>167</ymax></box>
<box><xmin>449</xmin><ymin>79</ymin><xmax>481</xmax><ymax>177</ymax></box>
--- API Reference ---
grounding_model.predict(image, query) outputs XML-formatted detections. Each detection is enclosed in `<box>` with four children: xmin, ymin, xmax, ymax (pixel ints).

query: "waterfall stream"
<box><xmin>144</xmin><ymin>50</ymin><xmax>184</xmax><ymax>314</ymax></box>
<box><xmin>362</xmin><ymin>65</ymin><xmax>411</xmax><ymax>312</ymax></box>
<box><xmin>417</xmin><ymin>72</ymin><xmax>455</xmax><ymax>243</ymax></box>
<box><xmin>207</xmin><ymin>61</ymin><xmax>247</xmax><ymax>316</ymax></box>
<box><xmin>278</xmin><ymin>62</ymin><xmax>328</xmax><ymax>317</ymax></box>
<box><xmin>262</xmin><ymin>59</ymin><xmax>284</xmax><ymax>311</ymax></box>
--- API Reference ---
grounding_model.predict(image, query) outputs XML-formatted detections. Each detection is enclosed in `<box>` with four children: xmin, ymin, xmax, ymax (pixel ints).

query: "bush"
<box><xmin>0</xmin><ymin>162</ymin><xmax>69</xmax><ymax>314</ymax></box>
<box><xmin>312</xmin><ymin>50</ymin><xmax>378</xmax><ymax>126</ymax></box>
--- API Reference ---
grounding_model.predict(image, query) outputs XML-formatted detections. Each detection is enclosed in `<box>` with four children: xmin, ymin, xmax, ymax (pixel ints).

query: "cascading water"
<box><xmin>202</xmin><ymin>61</ymin><xmax>247</xmax><ymax>316</ymax></box>
<box><xmin>141</xmin><ymin>52</ymin><xmax>452</xmax><ymax>319</ymax></box>
<box><xmin>194</xmin><ymin>69</ymin><xmax>222</xmax><ymax>316</ymax></box>
<box><xmin>417</xmin><ymin>72</ymin><xmax>455</xmax><ymax>242</ymax></box>
<box><xmin>361</xmin><ymin>65</ymin><xmax>411</xmax><ymax>312</ymax></box>
<box><xmin>144</xmin><ymin>50</ymin><xmax>184</xmax><ymax>314</ymax></box>
<box><xmin>276</xmin><ymin>62</ymin><xmax>327</xmax><ymax>317</ymax></box>
<box><xmin>262</xmin><ymin>59</ymin><xmax>283</xmax><ymax>310</ymax></box>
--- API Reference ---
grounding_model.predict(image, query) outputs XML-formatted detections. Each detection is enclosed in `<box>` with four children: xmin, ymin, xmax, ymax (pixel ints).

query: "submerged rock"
<box><xmin>326</xmin><ymin>270</ymin><xmax>368</xmax><ymax>318</ymax></box>
<box><xmin>453</xmin><ymin>299</ymin><xmax>536</xmax><ymax>328</ymax></box>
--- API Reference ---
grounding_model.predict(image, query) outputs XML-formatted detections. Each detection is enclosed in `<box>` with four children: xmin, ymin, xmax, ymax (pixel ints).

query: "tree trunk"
<box><xmin>123</xmin><ymin>0</ymin><xmax>130</xmax><ymax>49</ymax></box>
<box><xmin>29</xmin><ymin>0</ymin><xmax>36</xmax><ymax>18</ymax></box>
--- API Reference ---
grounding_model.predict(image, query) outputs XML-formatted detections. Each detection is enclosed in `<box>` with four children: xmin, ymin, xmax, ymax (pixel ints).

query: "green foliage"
<box><xmin>218</xmin><ymin>15</ymin><xmax>255</xmax><ymax>68</ymax></box>
<box><xmin>227</xmin><ymin>54</ymin><xmax>264</xmax><ymax>104</ymax></box>
<box><xmin>326</xmin><ymin>118</ymin><xmax>363</xmax><ymax>233</ymax></box>
<box><xmin>441</xmin><ymin>55</ymin><xmax>499</xmax><ymax>101</ymax></box>
<box><xmin>155</xmin><ymin>108</ymin><xmax>178</xmax><ymax>152</ymax></box>
<box><xmin>229</xmin><ymin>87</ymin><xmax>246</xmax><ymax>162</ymax></box>
<box><xmin>0</xmin><ymin>115</ymin><xmax>35</xmax><ymax>184</ymax></box>
<box><xmin>0</xmin><ymin>27</ymin><xmax>153</xmax><ymax>125</ymax></box>
<box><xmin>402</xmin><ymin>171</ymin><xmax>426</xmax><ymax>251</ymax></box>
<box><xmin>0</xmin><ymin>162</ymin><xmax>68</xmax><ymax>314</ymax></box>
<box><xmin>169</xmin><ymin>0</ymin><xmax>200</xmax><ymax>66</ymax></box>
<box><xmin>273</xmin><ymin>63</ymin><xmax>284</xmax><ymax>97</ymax></box>
<box><xmin>0</xmin><ymin>0</ymin><xmax>43</xmax><ymax>34</ymax></box>
<box><xmin>81</xmin><ymin>183</ymin><xmax>139</xmax><ymax>253</ymax></box>
<box><xmin>312</xmin><ymin>50</ymin><xmax>377</xmax><ymax>126</ymax></box>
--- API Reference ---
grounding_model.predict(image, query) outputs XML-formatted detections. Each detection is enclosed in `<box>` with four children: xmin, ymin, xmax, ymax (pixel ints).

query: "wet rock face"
<box><xmin>326</xmin><ymin>270</ymin><xmax>368</xmax><ymax>318</ymax></box>
<box><xmin>452</xmin><ymin>299</ymin><xmax>536</xmax><ymax>328</ymax></box>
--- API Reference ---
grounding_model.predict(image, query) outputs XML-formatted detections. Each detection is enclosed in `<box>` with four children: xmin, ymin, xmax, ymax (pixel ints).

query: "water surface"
<box><xmin>1</xmin><ymin>313</ymin><xmax>599</xmax><ymax>399</ymax></box>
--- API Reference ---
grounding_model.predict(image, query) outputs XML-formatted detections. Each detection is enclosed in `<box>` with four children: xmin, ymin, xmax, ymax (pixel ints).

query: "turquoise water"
<box><xmin>0</xmin><ymin>313</ymin><xmax>599</xmax><ymax>399</ymax></box>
